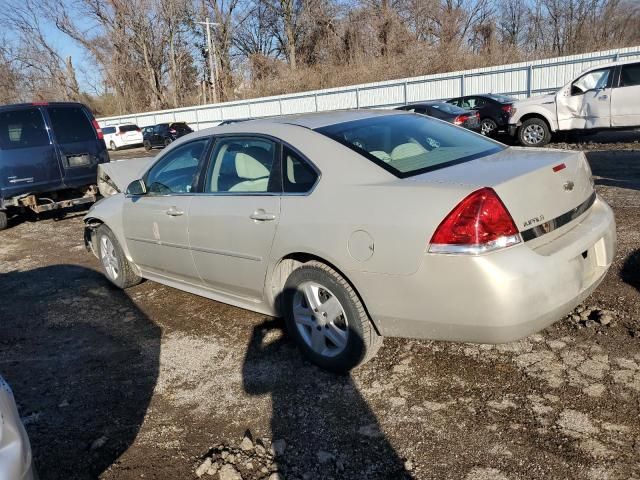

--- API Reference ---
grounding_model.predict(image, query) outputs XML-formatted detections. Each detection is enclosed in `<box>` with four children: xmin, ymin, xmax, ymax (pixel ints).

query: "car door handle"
<box><xmin>598</xmin><ymin>95</ymin><xmax>608</xmax><ymax>100</ymax></box>
<box><xmin>166</xmin><ymin>207</ymin><xmax>184</xmax><ymax>216</ymax></box>
<box><xmin>250</xmin><ymin>210</ymin><xmax>277</xmax><ymax>221</ymax></box>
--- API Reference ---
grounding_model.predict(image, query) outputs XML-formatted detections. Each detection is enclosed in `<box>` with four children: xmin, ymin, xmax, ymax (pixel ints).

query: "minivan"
<box><xmin>0</xmin><ymin>102</ymin><xmax>109</xmax><ymax>230</ymax></box>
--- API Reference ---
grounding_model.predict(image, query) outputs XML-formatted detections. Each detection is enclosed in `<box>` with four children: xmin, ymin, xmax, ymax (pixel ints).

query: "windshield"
<box><xmin>316</xmin><ymin>114</ymin><xmax>503</xmax><ymax>178</ymax></box>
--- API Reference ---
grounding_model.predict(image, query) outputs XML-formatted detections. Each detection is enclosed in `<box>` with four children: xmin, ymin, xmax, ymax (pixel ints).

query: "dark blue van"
<box><xmin>0</xmin><ymin>102</ymin><xmax>109</xmax><ymax>229</ymax></box>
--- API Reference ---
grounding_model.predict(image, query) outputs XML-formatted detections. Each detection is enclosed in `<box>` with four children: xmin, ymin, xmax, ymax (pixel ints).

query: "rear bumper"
<box><xmin>508</xmin><ymin>124</ymin><xmax>518</xmax><ymax>136</ymax></box>
<box><xmin>353</xmin><ymin>196</ymin><xmax>616</xmax><ymax>342</ymax></box>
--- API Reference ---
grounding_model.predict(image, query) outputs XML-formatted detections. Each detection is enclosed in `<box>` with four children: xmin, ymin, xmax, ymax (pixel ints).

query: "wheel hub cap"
<box><xmin>100</xmin><ymin>236</ymin><xmax>119</xmax><ymax>280</ymax></box>
<box><xmin>523</xmin><ymin>124</ymin><xmax>544</xmax><ymax>144</ymax></box>
<box><xmin>293</xmin><ymin>282</ymin><xmax>349</xmax><ymax>357</ymax></box>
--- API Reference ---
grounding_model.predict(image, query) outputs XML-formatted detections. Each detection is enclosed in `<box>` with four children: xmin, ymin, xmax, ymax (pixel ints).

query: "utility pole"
<box><xmin>197</xmin><ymin>18</ymin><xmax>220</xmax><ymax>104</ymax></box>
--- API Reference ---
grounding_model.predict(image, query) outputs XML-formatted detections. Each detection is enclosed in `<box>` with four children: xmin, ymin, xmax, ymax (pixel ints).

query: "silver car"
<box><xmin>0</xmin><ymin>376</ymin><xmax>36</xmax><ymax>480</ymax></box>
<box><xmin>84</xmin><ymin>110</ymin><xmax>616</xmax><ymax>371</ymax></box>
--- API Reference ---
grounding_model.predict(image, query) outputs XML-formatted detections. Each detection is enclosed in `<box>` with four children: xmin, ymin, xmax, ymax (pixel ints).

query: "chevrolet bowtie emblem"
<box><xmin>563</xmin><ymin>181</ymin><xmax>575</xmax><ymax>191</ymax></box>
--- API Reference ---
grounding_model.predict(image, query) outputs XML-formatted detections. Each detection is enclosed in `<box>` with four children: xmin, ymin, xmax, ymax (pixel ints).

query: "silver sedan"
<box><xmin>85</xmin><ymin>110</ymin><xmax>615</xmax><ymax>371</ymax></box>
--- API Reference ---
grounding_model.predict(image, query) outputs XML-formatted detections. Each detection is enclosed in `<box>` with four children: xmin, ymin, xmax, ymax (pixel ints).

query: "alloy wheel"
<box><xmin>522</xmin><ymin>124</ymin><xmax>544</xmax><ymax>145</ymax></box>
<box><xmin>100</xmin><ymin>235</ymin><xmax>119</xmax><ymax>280</ymax></box>
<box><xmin>292</xmin><ymin>281</ymin><xmax>349</xmax><ymax>357</ymax></box>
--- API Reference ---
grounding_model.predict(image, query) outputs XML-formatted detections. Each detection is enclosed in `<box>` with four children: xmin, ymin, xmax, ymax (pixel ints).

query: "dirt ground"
<box><xmin>1</xmin><ymin>132</ymin><xmax>639</xmax><ymax>480</ymax></box>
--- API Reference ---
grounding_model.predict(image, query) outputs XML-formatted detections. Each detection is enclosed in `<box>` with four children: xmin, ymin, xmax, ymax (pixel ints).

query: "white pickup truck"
<box><xmin>509</xmin><ymin>59</ymin><xmax>640</xmax><ymax>146</ymax></box>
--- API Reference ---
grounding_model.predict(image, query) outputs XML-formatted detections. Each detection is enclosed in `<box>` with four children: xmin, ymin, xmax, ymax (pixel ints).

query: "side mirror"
<box><xmin>126</xmin><ymin>179</ymin><xmax>147</xmax><ymax>196</ymax></box>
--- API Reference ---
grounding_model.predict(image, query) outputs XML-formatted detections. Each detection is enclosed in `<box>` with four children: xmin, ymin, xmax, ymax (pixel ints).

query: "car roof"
<box><xmin>253</xmin><ymin>109</ymin><xmax>402</xmax><ymax>129</ymax></box>
<box><xmin>0</xmin><ymin>101</ymin><xmax>88</xmax><ymax>112</ymax></box>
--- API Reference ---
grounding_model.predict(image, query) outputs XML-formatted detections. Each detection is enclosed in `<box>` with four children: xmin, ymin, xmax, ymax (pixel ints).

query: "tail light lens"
<box><xmin>429</xmin><ymin>187</ymin><xmax>521</xmax><ymax>254</ymax></box>
<box><xmin>91</xmin><ymin>119</ymin><xmax>104</xmax><ymax>140</ymax></box>
<box><xmin>137</xmin><ymin>128</ymin><xmax>141</xmax><ymax>132</ymax></box>
<box><xmin>454</xmin><ymin>114</ymin><xmax>470</xmax><ymax>125</ymax></box>
<box><xmin>475</xmin><ymin>112</ymin><xmax>480</xmax><ymax>120</ymax></box>
<box><xmin>169</xmin><ymin>129</ymin><xmax>177</xmax><ymax>134</ymax></box>
<box><xmin>502</xmin><ymin>104</ymin><xmax>514</xmax><ymax>115</ymax></box>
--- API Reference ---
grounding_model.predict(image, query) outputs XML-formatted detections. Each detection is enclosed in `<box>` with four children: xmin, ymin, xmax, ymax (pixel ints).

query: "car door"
<box><xmin>557</xmin><ymin>67</ymin><xmax>612</xmax><ymax>130</ymax></box>
<box><xmin>188</xmin><ymin>136</ymin><xmax>281</xmax><ymax>300</ymax></box>
<box><xmin>122</xmin><ymin>138</ymin><xmax>210</xmax><ymax>283</ymax></box>
<box><xmin>44</xmin><ymin>105</ymin><xmax>105</xmax><ymax>188</ymax></box>
<box><xmin>611</xmin><ymin>63</ymin><xmax>640</xmax><ymax>127</ymax></box>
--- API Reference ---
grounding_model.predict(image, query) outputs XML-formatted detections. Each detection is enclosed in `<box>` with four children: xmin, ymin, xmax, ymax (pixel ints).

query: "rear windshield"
<box><xmin>171</xmin><ymin>122</ymin><xmax>191</xmax><ymax>131</ymax></box>
<box><xmin>428</xmin><ymin>103</ymin><xmax>466</xmax><ymax>114</ymax></box>
<box><xmin>487</xmin><ymin>94</ymin><xmax>515</xmax><ymax>104</ymax></box>
<box><xmin>47</xmin><ymin>106</ymin><xmax>96</xmax><ymax>143</ymax></box>
<box><xmin>119</xmin><ymin>124</ymin><xmax>139</xmax><ymax>133</ymax></box>
<box><xmin>0</xmin><ymin>108</ymin><xmax>50</xmax><ymax>149</ymax></box>
<box><xmin>316</xmin><ymin>114</ymin><xmax>503</xmax><ymax>178</ymax></box>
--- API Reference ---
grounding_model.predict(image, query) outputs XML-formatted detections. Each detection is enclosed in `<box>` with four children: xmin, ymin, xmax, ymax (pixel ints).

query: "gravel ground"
<box><xmin>0</xmin><ymin>134</ymin><xmax>639</xmax><ymax>480</ymax></box>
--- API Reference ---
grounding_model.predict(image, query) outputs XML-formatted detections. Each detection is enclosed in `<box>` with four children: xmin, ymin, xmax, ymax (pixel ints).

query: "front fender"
<box><xmin>83</xmin><ymin>193</ymin><xmax>134</xmax><ymax>262</ymax></box>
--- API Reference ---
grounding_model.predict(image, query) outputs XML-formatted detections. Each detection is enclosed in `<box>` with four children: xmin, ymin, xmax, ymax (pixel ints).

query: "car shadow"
<box><xmin>242</xmin><ymin>318</ymin><xmax>413</xmax><ymax>480</ymax></box>
<box><xmin>621</xmin><ymin>249</ymin><xmax>640</xmax><ymax>292</ymax></box>
<box><xmin>585</xmin><ymin>150</ymin><xmax>640</xmax><ymax>192</ymax></box>
<box><xmin>0</xmin><ymin>265</ymin><xmax>160</xmax><ymax>480</ymax></box>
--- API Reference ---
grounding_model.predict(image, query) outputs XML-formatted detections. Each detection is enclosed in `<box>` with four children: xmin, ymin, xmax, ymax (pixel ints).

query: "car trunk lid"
<box><xmin>408</xmin><ymin>146</ymin><xmax>594</xmax><ymax>238</ymax></box>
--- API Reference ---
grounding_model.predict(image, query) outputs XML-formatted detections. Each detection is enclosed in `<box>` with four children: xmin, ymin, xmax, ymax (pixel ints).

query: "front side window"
<box><xmin>620</xmin><ymin>63</ymin><xmax>640</xmax><ymax>87</ymax></box>
<box><xmin>206</xmin><ymin>137</ymin><xmax>277</xmax><ymax>193</ymax></box>
<box><xmin>283</xmin><ymin>147</ymin><xmax>318</xmax><ymax>193</ymax></box>
<box><xmin>0</xmin><ymin>108</ymin><xmax>50</xmax><ymax>149</ymax></box>
<box><xmin>145</xmin><ymin>139</ymin><xmax>208</xmax><ymax>195</ymax></box>
<box><xmin>316</xmin><ymin>114</ymin><xmax>503</xmax><ymax>178</ymax></box>
<box><xmin>571</xmin><ymin>68</ymin><xmax>611</xmax><ymax>95</ymax></box>
<box><xmin>47</xmin><ymin>106</ymin><xmax>96</xmax><ymax>143</ymax></box>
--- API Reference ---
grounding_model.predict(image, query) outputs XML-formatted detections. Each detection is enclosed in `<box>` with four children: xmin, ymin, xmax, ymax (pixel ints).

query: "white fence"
<box><xmin>98</xmin><ymin>46</ymin><xmax>640</xmax><ymax>130</ymax></box>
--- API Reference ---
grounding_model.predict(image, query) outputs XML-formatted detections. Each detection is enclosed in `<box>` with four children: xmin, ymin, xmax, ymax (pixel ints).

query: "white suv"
<box><xmin>102</xmin><ymin>124</ymin><xmax>144</xmax><ymax>151</ymax></box>
<box><xmin>509</xmin><ymin>59</ymin><xmax>640</xmax><ymax>146</ymax></box>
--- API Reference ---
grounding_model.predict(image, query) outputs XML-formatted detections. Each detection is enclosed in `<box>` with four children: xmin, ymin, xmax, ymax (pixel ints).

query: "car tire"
<box><xmin>96</xmin><ymin>225</ymin><xmax>142</xmax><ymax>289</ymax></box>
<box><xmin>518</xmin><ymin>118</ymin><xmax>551</xmax><ymax>147</ymax></box>
<box><xmin>109</xmin><ymin>141</ymin><xmax>118</xmax><ymax>151</ymax></box>
<box><xmin>0</xmin><ymin>211</ymin><xmax>7</xmax><ymax>231</ymax></box>
<box><xmin>480</xmin><ymin>118</ymin><xmax>498</xmax><ymax>137</ymax></box>
<box><xmin>283</xmin><ymin>261</ymin><xmax>383</xmax><ymax>372</ymax></box>
<box><xmin>163</xmin><ymin>138</ymin><xmax>172</xmax><ymax>148</ymax></box>
<box><xmin>144</xmin><ymin>140</ymin><xmax>152</xmax><ymax>151</ymax></box>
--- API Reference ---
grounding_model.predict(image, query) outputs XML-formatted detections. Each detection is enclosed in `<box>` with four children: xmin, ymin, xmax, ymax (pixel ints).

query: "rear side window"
<box><xmin>316</xmin><ymin>114</ymin><xmax>503</xmax><ymax>178</ymax></box>
<box><xmin>283</xmin><ymin>147</ymin><xmax>318</xmax><ymax>193</ymax></box>
<box><xmin>620</xmin><ymin>63</ymin><xmax>640</xmax><ymax>87</ymax></box>
<box><xmin>430</xmin><ymin>103</ymin><xmax>466</xmax><ymax>114</ymax></box>
<box><xmin>119</xmin><ymin>124</ymin><xmax>139</xmax><ymax>133</ymax></box>
<box><xmin>102</xmin><ymin>127</ymin><xmax>116</xmax><ymax>135</ymax></box>
<box><xmin>47</xmin><ymin>107</ymin><xmax>96</xmax><ymax>143</ymax></box>
<box><xmin>0</xmin><ymin>108</ymin><xmax>50</xmax><ymax>149</ymax></box>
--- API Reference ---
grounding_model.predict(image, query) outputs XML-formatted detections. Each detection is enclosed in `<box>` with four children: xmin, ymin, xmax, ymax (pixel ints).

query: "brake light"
<box><xmin>429</xmin><ymin>188</ymin><xmax>521</xmax><ymax>254</ymax></box>
<box><xmin>475</xmin><ymin>112</ymin><xmax>480</xmax><ymax>120</ymax></box>
<box><xmin>502</xmin><ymin>104</ymin><xmax>514</xmax><ymax>115</ymax></box>
<box><xmin>454</xmin><ymin>114</ymin><xmax>470</xmax><ymax>125</ymax></box>
<box><xmin>169</xmin><ymin>128</ymin><xmax>177</xmax><ymax>134</ymax></box>
<box><xmin>91</xmin><ymin>119</ymin><xmax>104</xmax><ymax>140</ymax></box>
<box><xmin>137</xmin><ymin>128</ymin><xmax>141</xmax><ymax>132</ymax></box>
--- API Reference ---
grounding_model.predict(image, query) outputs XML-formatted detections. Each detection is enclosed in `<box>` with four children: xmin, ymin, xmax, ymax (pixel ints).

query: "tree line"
<box><xmin>1</xmin><ymin>0</ymin><xmax>639</xmax><ymax>116</ymax></box>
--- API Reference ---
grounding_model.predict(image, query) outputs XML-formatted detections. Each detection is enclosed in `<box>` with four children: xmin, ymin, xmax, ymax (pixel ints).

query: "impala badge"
<box><xmin>563</xmin><ymin>181</ymin><xmax>575</xmax><ymax>192</ymax></box>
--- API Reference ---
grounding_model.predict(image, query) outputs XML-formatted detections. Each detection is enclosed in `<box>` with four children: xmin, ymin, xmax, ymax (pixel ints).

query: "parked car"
<box><xmin>143</xmin><ymin>122</ymin><xmax>193</xmax><ymax>150</ymax></box>
<box><xmin>0</xmin><ymin>375</ymin><xmax>36</xmax><ymax>480</ymax></box>
<box><xmin>509</xmin><ymin>59</ymin><xmax>640</xmax><ymax>146</ymax></box>
<box><xmin>447</xmin><ymin>94</ymin><xmax>516</xmax><ymax>136</ymax></box>
<box><xmin>102</xmin><ymin>124</ymin><xmax>143</xmax><ymax>151</ymax></box>
<box><xmin>395</xmin><ymin>102</ymin><xmax>480</xmax><ymax>131</ymax></box>
<box><xmin>84</xmin><ymin>110</ymin><xmax>615</xmax><ymax>372</ymax></box>
<box><xmin>0</xmin><ymin>102</ymin><xmax>108</xmax><ymax>230</ymax></box>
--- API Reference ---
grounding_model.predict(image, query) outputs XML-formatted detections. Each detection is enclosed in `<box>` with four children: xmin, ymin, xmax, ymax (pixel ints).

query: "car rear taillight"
<box><xmin>454</xmin><ymin>114</ymin><xmax>470</xmax><ymax>125</ymax></box>
<box><xmin>502</xmin><ymin>104</ymin><xmax>514</xmax><ymax>115</ymax></box>
<box><xmin>169</xmin><ymin>128</ymin><xmax>177</xmax><ymax>134</ymax></box>
<box><xmin>475</xmin><ymin>112</ymin><xmax>480</xmax><ymax>120</ymax></box>
<box><xmin>429</xmin><ymin>187</ymin><xmax>521</xmax><ymax>254</ymax></box>
<box><xmin>137</xmin><ymin>128</ymin><xmax>141</xmax><ymax>132</ymax></box>
<box><xmin>91</xmin><ymin>119</ymin><xmax>104</xmax><ymax>140</ymax></box>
